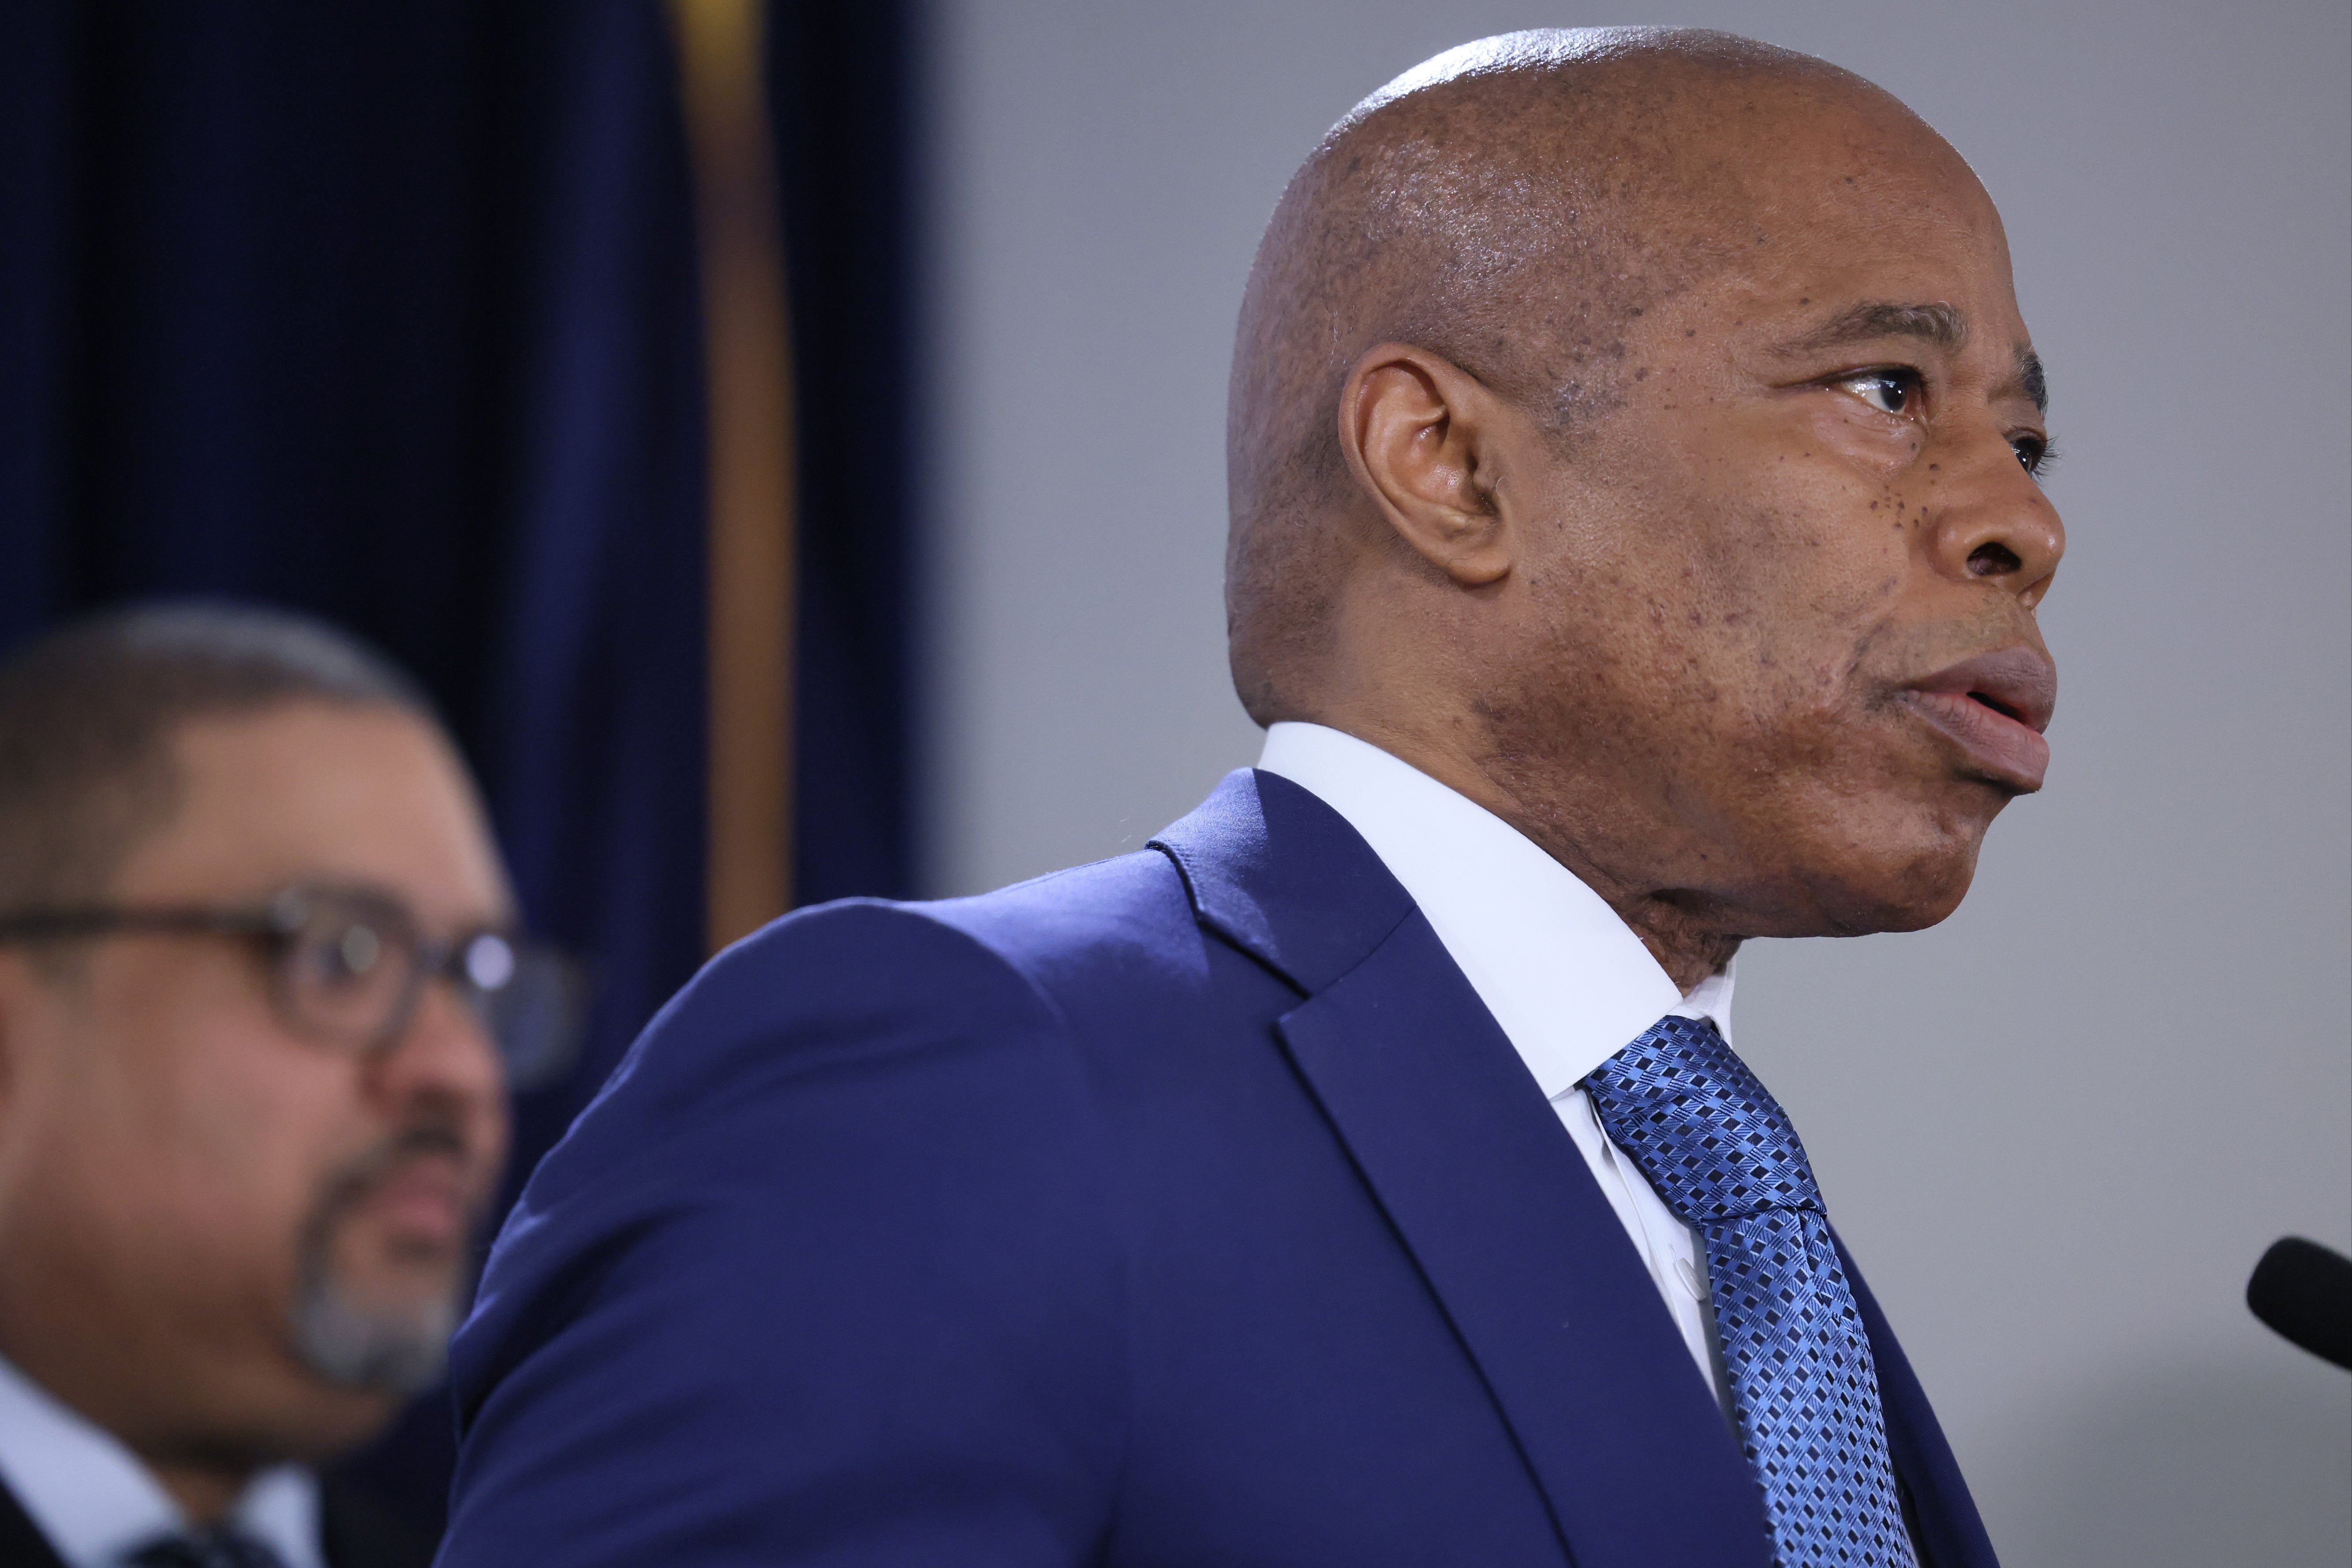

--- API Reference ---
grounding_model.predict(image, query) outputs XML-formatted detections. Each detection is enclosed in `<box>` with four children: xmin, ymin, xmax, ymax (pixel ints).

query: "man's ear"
<box><xmin>1337</xmin><ymin>343</ymin><xmax>1517</xmax><ymax>588</ymax></box>
<box><xmin>0</xmin><ymin>954</ymin><xmax>31</xmax><ymax>1131</ymax></box>
<box><xmin>0</xmin><ymin>951</ymin><xmax>65</xmax><ymax>1123</ymax></box>
<box><xmin>0</xmin><ymin>953</ymin><xmax>38</xmax><ymax>1115</ymax></box>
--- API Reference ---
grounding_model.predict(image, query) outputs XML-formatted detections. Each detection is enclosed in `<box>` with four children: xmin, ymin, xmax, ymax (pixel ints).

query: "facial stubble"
<box><xmin>290</xmin><ymin>1119</ymin><xmax>476</xmax><ymax>1396</ymax></box>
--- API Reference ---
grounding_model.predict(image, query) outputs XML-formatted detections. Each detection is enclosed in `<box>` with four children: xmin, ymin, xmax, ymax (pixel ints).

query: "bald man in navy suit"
<box><xmin>444</xmin><ymin>29</ymin><xmax>2062</xmax><ymax>1568</ymax></box>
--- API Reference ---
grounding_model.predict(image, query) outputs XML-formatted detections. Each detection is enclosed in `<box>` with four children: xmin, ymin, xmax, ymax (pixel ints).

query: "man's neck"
<box><xmin>1296</xmin><ymin>711</ymin><xmax>1743</xmax><ymax>992</ymax></box>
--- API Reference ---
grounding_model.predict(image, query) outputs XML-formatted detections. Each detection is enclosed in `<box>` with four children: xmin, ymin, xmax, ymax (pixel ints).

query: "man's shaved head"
<box><xmin>1221</xmin><ymin>28</ymin><xmax>2062</xmax><ymax>981</ymax></box>
<box><xmin>1229</xmin><ymin>29</ymin><xmax>1942</xmax><ymax>719</ymax></box>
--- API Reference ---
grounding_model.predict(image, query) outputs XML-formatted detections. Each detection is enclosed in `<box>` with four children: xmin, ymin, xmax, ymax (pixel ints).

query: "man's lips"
<box><xmin>350</xmin><ymin>1156</ymin><xmax>475</xmax><ymax>1249</ymax></box>
<box><xmin>1898</xmin><ymin>646</ymin><xmax>2057</xmax><ymax>790</ymax></box>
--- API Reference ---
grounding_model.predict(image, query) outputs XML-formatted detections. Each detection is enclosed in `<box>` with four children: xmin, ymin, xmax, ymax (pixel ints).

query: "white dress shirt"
<box><xmin>1257</xmin><ymin>721</ymin><xmax>1732</xmax><ymax>1401</ymax></box>
<box><xmin>0</xmin><ymin>1352</ymin><xmax>323</xmax><ymax>1568</ymax></box>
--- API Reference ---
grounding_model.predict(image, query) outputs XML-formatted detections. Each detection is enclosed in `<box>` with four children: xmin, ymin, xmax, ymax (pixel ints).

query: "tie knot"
<box><xmin>1579</xmin><ymin>1014</ymin><xmax>1824</xmax><ymax>1227</ymax></box>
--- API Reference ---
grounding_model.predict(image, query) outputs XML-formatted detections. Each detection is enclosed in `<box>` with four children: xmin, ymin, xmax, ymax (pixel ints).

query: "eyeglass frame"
<box><xmin>0</xmin><ymin>882</ymin><xmax>583</xmax><ymax>1085</ymax></box>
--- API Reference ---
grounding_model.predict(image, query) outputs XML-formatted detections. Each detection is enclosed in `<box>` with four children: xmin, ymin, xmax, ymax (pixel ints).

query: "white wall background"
<box><xmin>917</xmin><ymin>3</ymin><xmax>2352</xmax><ymax>1562</ymax></box>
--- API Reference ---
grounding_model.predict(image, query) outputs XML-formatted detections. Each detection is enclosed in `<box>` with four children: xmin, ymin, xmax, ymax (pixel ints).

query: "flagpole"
<box><xmin>673</xmin><ymin>0</ymin><xmax>796</xmax><ymax>951</ymax></box>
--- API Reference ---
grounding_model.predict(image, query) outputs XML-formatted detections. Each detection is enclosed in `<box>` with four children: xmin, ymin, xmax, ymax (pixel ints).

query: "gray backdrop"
<box><xmin>915</xmin><ymin>2</ymin><xmax>2352</xmax><ymax>1561</ymax></box>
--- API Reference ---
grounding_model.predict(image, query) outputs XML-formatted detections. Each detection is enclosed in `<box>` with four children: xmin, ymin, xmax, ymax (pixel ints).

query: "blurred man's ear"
<box><xmin>0</xmin><ymin>950</ymin><xmax>67</xmax><ymax>1128</ymax></box>
<box><xmin>0</xmin><ymin>954</ymin><xmax>25</xmax><ymax>1101</ymax></box>
<box><xmin>0</xmin><ymin>954</ymin><xmax>35</xmax><ymax>1196</ymax></box>
<box><xmin>0</xmin><ymin>951</ymin><xmax>77</xmax><ymax>1218</ymax></box>
<box><xmin>0</xmin><ymin>952</ymin><xmax>39</xmax><ymax>1120</ymax></box>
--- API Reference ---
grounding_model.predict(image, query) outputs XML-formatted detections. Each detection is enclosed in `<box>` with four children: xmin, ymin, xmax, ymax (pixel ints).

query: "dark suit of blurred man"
<box><xmin>443</xmin><ymin>28</ymin><xmax>2064</xmax><ymax>1568</ymax></box>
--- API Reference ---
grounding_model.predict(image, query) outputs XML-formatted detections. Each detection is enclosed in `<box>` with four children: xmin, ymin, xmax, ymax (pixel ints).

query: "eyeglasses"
<box><xmin>0</xmin><ymin>883</ymin><xmax>585</xmax><ymax>1089</ymax></box>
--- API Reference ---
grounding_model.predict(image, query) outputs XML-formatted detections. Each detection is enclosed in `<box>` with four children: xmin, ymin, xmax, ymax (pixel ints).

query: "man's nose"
<box><xmin>366</xmin><ymin>976</ymin><xmax>510</xmax><ymax>1138</ymax></box>
<box><xmin>1928</xmin><ymin>427</ymin><xmax>2066</xmax><ymax>606</ymax></box>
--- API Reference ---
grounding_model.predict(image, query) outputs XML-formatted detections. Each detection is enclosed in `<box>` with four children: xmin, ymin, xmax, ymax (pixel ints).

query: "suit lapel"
<box><xmin>318</xmin><ymin>1475</ymin><xmax>439</xmax><ymax>1568</ymax></box>
<box><xmin>1279</xmin><ymin>909</ymin><xmax>1769</xmax><ymax>1566</ymax></box>
<box><xmin>0</xmin><ymin>1476</ymin><xmax>69</xmax><ymax>1568</ymax></box>
<box><xmin>1837</xmin><ymin>1238</ymin><xmax>2002</xmax><ymax>1568</ymax></box>
<box><xmin>1156</xmin><ymin>773</ymin><xmax>1771</xmax><ymax>1567</ymax></box>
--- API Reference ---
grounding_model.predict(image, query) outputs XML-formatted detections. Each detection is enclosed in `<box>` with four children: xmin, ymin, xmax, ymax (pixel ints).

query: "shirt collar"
<box><xmin>0</xmin><ymin>1352</ymin><xmax>323</xmax><ymax>1568</ymax></box>
<box><xmin>1256</xmin><ymin>722</ymin><xmax>1734</xmax><ymax>1098</ymax></box>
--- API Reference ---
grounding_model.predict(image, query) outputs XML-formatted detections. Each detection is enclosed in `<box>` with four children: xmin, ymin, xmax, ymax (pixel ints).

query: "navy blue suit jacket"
<box><xmin>440</xmin><ymin>770</ymin><xmax>1997</xmax><ymax>1567</ymax></box>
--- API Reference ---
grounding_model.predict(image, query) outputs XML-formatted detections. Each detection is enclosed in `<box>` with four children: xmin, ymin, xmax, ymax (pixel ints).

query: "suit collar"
<box><xmin>1156</xmin><ymin>769</ymin><xmax>1773</xmax><ymax>1566</ymax></box>
<box><xmin>0</xmin><ymin>1352</ymin><xmax>323</xmax><ymax>1568</ymax></box>
<box><xmin>1254</xmin><ymin>722</ymin><xmax>1729</xmax><ymax>1092</ymax></box>
<box><xmin>1149</xmin><ymin>767</ymin><xmax>1416</xmax><ymax>994</ymax></box>
<box><xmin>0</xmin><ymin>1477</ymin><xmax>66</xmax><ymax>1568</ymax></box>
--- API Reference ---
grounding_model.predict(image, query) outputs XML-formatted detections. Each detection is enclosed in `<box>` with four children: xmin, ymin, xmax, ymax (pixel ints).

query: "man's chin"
<box><xmin>292</xmin><ymin>1273</ymin><xmax>462</xmax><ymax>1396</ymax></box>
<box><xmin>1809</xmin><ymin>840</ymin><xmax>1983</xmax><ymax>937</ymax></box>
<box><xmin>1743</xmin><ymin>804</ymin><xmax>1987</xmax><ymax>938</ymax></box>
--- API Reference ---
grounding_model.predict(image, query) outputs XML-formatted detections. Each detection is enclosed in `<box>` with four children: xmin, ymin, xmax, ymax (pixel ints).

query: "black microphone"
<box><xmin>2246</xmin><ymin>1236</ymin><xmax>2352</xmax><ymax>1370</ymax></box>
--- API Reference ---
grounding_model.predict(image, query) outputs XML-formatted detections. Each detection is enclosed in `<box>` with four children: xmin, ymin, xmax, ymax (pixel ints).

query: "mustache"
<box><xmin>305</xmin><ymin>1114</ymin><xmax>483</xmax><ymax>1243</ymax></box>
<box><xmin>1855</xmin><ymin>613</ymin><xmax>2053</xmax><ymax>705</ymax></box>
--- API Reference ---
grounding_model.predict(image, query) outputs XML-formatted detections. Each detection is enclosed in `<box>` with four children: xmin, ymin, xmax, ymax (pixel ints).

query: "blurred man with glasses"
<box><xmin>0</xmin><ymin>604</ymin><xmax>572</xmax><ymax>1568</ymax></box>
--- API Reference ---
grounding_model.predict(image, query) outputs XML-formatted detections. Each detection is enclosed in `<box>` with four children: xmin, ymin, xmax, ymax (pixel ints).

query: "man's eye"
<box><xmin>307</xmin><ymin>923</ymin><xmax>381</xmax><ymax>984</ymax></box>
<box><xmin>2011</xmin><ymin>433</ymin><xmax>2053</xmax><ymax>476</ymax></box>
<box><xmin>1838</xmin><ymin>369</ymin><xmax>1919</xmax><ymax>416</ymax></box>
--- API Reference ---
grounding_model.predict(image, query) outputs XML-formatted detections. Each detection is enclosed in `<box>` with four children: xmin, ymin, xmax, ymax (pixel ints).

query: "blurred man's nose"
<box><xmin>367</xmin><ymin>979</ymin><xmax>511</xmax><ymax>1152</ymax></box>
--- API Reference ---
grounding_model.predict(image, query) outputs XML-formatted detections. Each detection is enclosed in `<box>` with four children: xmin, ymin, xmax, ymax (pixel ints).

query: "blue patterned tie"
<box><xmin>1581</xmin><ymin>1015</ymin><xmax>1915</xmax><ymax>1568</ymax></box>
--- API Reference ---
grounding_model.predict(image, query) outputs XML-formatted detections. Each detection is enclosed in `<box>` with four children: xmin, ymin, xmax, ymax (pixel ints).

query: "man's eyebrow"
<box><xmin>2010</xmin><ymin>346</ymin><xmax>2049</xmax><ymax>415</ymax></box>
<box><xmin>1774</xmin><ymin>301</ymin><xmax>1968</xmax><ymax>357</ymax></box>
